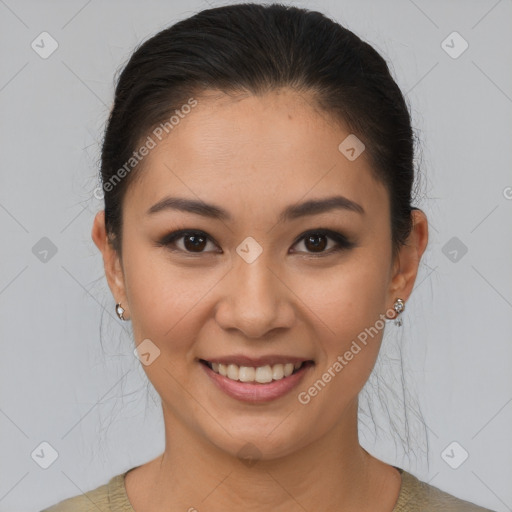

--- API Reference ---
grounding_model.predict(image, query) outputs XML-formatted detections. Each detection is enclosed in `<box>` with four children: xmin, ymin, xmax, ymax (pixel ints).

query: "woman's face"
<box><xmin>94</xmin><ymin>88</ymin><xmax>418</xmax><ymax>460</ymax></box>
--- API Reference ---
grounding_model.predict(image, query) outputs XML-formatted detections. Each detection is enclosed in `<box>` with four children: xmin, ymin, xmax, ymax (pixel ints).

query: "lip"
<box><xmin>199</xmin><ymin>359</ymin><xmax>314</xmax><ymax>403</ymax></box>
<box><xmin>199</xmin><ymin>355</ymin><xmax>312</xmax><ymax>367</ymax></box>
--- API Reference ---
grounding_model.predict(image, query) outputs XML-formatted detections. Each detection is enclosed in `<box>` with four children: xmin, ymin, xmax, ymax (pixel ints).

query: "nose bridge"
<box><xmin>215</xmin><ymin>249</ymin><xmax>292</xmax><ymax>338</ymax></box>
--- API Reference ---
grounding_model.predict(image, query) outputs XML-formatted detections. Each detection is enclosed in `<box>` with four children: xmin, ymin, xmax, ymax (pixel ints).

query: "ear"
<box><xmin>386</xmin><ymin>209</ymin><xmax>429</xmax><ymax>316</ymax></box>
<box><xmin>91</xmin><ymin>210</ymin><xmax>130</xmax><ymax>319</ymax></box>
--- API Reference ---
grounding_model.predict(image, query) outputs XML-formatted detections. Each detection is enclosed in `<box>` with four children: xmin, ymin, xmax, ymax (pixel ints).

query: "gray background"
<box><xmin>1</xmin><ymin>0</ymin><xmax>511</xmax><ymax>510</ymax></box>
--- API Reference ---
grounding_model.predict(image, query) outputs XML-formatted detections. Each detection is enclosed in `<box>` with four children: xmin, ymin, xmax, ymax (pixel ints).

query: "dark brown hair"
<box><xmin>99</xmin><ymin>2</ymin><xmax>420</xmax><ymax>261</ymax></box>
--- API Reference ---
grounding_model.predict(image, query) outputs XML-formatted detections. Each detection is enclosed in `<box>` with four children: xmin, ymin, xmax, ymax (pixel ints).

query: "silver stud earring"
<box><xmin>115</xmin><ymin>303</ymin><xmax>127</xmax><ymax>321</ymax></box>
<box><xmin>393</xmin><ymin>298</ymin><xmax>405</xmax><ymax>326</ymax></box>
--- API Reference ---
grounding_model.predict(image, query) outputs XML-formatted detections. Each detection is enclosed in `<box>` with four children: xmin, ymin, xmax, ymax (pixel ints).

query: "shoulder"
<box><xmin>39</xmin><ymin>472</ymin><xmax>132</xmax><ymax>512</ymax></box>
<box><xmin>396</xmin><ymin>468</ymin><xmax>496</xmax><ymax>512</ymax></box>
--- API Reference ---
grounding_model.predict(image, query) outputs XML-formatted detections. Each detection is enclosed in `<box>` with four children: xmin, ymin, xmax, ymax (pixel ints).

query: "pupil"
<box><xmin>182</xmin><ymin>233</ymin><xmax>328</xmax><ymax>253</ymax></box>
<box><xmin>184</xmin><ymin>234</ymin><xmax>206</xmax><ymax>252</ymax></box>
<box><xmin>306</xmin><ymin>234</ymin><xmax>326</xmax><ymax>252</ymax></box>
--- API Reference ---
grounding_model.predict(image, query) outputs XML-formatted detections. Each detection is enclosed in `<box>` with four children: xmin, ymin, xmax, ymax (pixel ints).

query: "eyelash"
<box><xmin>156</xmin><ymin>228</ymin><xmax>356</xmax><ymax>257</ymax></box>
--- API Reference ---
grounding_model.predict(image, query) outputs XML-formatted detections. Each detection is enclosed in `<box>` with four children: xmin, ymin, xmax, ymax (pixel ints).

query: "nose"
<box><xmin>214</xmin><ymin>253</ymin><xmax>295</xmax><ymax>339</ymax></box>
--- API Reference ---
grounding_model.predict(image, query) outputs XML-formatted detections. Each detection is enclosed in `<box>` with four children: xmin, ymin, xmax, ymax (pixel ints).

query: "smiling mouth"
<box><xmin>199</xmin><ymin>359</ymin><xmax>314</xmax><ymax>384</ymax></box>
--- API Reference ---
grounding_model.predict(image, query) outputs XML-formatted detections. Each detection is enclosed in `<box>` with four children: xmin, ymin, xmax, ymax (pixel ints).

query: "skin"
<box><xmin>92</xmin><ymin>87</ymin><xmax>428</xmax><ymax>512</ymax></box>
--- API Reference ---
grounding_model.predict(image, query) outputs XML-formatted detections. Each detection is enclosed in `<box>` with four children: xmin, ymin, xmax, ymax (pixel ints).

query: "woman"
<box><xmin>42</xmin><ymin>3</ymin><xmax>495</xmax><ymax>511</ymax></box>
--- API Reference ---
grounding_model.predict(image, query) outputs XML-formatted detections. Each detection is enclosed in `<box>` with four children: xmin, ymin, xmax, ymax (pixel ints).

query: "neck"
<box><xmin>126</xmin><ymin>398</ymin><xmax>399</xmax><ymax>511</ymax></box>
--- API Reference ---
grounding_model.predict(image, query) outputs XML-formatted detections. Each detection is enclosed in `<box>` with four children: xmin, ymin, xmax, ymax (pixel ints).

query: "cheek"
<box><xmin>122</xmin><ymin>242</ymin><xmax>223</xmax><ymax>349</ymax></box>
<box><xmin>294</xmin><ymin>253</ymin><xmax>390</xmax><ymax>380</ymax></box>
<box><xmin>121</xmin><ymin>248</ymin><xmax>212</xmax><ymax>398</ymax></box>
<box><xmin>301</xmin><ymin>253</ymin><xmax>388</xmax><ymax>331</ymax></box>
<box><xmin>292</xmin><ymin>276</ymin><xmax>388</xmax><ymax>426</ymax></box>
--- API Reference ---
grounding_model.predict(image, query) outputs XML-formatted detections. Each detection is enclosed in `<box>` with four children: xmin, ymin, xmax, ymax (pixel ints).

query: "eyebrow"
<box><xmin>146</xmin><ymin>194</ymin><xmax>365</xmax><ymax>221</ymax></box>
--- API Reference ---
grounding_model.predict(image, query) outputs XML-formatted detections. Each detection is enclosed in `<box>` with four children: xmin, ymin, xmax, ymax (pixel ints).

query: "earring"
<box><xmin>393</xmin><ymin>298</ymin><xmax>405</xmax><ymax>326</ymax></box>
<box><xmin>115</xmin><ymin>302</ymin><xmax>127</xmax><ymax>321</ymax></box>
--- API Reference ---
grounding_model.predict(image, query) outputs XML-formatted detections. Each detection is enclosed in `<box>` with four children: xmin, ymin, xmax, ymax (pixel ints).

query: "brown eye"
<box><xmin>158</xmin><ymin>230</ymin><xmax>219</xmax><ymax>253</ymax></box>
<box><xmin>158</xmin><ymin>228</ymin><xmax>354</xmax><ymax>256</ymax></box>
<box><xmin>183</xmin><ymin>233</ymin><xmax>207</xmax><ymax>252</ymax></box>
<box><xmin>291</xmin><ymin>229</ymin><xmax>355</xmax><ymax>256</ymax></box>
<box><xmin>304</xmin><ymin>234</ymin><xmax>328</xmax><ymax>252</ymax></box>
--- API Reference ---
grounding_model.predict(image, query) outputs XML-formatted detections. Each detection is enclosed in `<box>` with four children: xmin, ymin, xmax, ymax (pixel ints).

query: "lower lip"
<box><xmin>200</xmin><ymin>361</ymin><xmax>313</xmax><ymax>403</ymax></box>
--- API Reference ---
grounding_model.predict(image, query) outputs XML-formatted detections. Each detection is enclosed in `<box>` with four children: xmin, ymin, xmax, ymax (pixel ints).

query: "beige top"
<box><xmin>40</xmin><ymin>466</ymin><xmax>495</xmax><ymax>511</ymax></box>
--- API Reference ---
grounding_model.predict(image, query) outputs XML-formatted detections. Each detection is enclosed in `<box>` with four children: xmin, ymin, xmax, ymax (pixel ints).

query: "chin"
<box><xmin>200</xmin><ymin>419</ymin><xmax>314</xmax><ymax>464</ymax></box>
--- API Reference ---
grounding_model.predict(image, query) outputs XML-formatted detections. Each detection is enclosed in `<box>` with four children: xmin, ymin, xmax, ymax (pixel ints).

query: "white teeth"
<box><xmin>207</xmin><ymin>360</ymin><xmax>306</xmax><ymax>383</ymax></box>
<box><xmin>239</xmin><ymin>366</ymin><xmax>255</xmax><ymax>382</ymax></box>
<box><xmin>272</xmin><ymin>364</ymin><xmax>284</xmax><ymax>380</ymax></box>
<box><xmin>255</xmin><ymin>365</ymin><xmax>273</xmax><ymax>383</ymax></box>
<box><xmin>218</xmin><ymin>363</ymin><xmax>227</xmax><ymax>377</ymax></box>
<box><xmin>227</xmin><ymin>364</ymin><xmax>239</xmax><ymax>380</ymax></box>
<box><xmin>284</xmin><ymin>363</ymin><xmax>294</xmax><ymax>377</ymax></box>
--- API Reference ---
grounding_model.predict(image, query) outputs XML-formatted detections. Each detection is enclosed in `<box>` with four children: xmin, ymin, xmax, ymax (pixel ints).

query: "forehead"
<box><xmin>124</xmin><ymin>88</ymin><xmax>388</xmax><ymax>221</ymax></box>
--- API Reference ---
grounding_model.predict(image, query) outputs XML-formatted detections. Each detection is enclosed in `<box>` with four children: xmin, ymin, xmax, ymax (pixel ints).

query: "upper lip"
<box><xmin>199</xmin><ymin>355</ymin><xmax>314</xmax><ymax>367</ymax></box>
